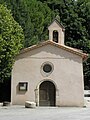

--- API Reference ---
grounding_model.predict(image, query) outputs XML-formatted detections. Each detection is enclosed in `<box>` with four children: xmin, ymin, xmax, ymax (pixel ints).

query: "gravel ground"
<box><xmin>0</xmin><ymin>105</ymin><xmax>90</xmax><ymax>120</ymax></box>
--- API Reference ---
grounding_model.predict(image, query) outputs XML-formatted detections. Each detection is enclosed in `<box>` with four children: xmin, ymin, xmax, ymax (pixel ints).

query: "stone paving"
<box><xmin>0</xmin><ymin>105</ymin><xmax>90</xmax><ymax>120</ymax></box>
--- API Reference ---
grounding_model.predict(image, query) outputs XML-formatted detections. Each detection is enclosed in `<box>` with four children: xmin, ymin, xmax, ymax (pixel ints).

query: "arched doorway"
<box><xmin>39</xmin><ymin>81</ymin><xmax>56</xmax><ymax>106</ymax></box>
<box><xmin>53</xmin><ymin>30</ymin><xmax>58</xmax><ymax>43</ymax></box>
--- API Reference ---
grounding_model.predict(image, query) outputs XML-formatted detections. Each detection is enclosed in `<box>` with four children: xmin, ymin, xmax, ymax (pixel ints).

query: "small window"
<box><xmin>41</xmin><ymin>62</ymin><xmax>54</xmax><ymax>77</ymax></box>
<box><xmin>19</xmin><ymin>82</ymin><xmax>28</xmax><ymax>91</ymax></box>
<box><xmin>43</xmin><ymin>64</ymin><xmax>52</xmax><ymax>73</ymax></box>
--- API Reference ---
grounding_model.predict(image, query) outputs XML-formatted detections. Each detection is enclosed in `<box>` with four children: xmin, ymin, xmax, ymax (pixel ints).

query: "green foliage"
<box><xmin>0</xmin><ymin>4</ymin><xmax>24</xmax><ymax>82</ymax></box>
<box><xmin>84</xmin><ymin>55</ymin><xmax>90</xmax><ymax>89</ymax></box>
<box><xmin>38</xmin><ymin>0</ymin><xmax>90</xmax><ymax>51</ymax></box>
<box><xmin>23</xmin><ymin>0</ymin><xmax>54</xmax><ymax>47</ymax></box>
<box><xmin>0</xmin><ymin>0</ymin><xmax>90</xmax><ymax>88</ymax></box>
<box><xmin>40</xmin><ymin>0</ymin><xmax>90</xmax><ymax>89</ymax></box>
<box><xmin>76</xmin><ymin>0</ymin><xmax>90</xmax><ymax>89</ymax></box>
<box><xmin>0</xmin><ymin>0</ymin><xmax>55</xmax><ymax>47</ymax></box>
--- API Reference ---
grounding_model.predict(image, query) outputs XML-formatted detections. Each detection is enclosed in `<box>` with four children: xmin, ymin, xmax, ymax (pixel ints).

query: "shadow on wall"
<box><xmin>0</xmin><ymin>78</ymin><xmax>11</xmax><ymax>102</ymax></box>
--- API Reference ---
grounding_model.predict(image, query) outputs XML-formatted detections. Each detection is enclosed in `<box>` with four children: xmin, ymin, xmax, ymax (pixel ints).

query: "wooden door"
<box><xmin>39</xmin><ymin>81</ymin><xmax>56</xmax><ymax>106</ymax></box>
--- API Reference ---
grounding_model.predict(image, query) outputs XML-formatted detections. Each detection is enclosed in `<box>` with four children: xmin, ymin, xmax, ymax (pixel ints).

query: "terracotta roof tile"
<box><xmin>20</xmin><ymin>40</ymin><xmax>88</xmax><ymax>60</ymax></box>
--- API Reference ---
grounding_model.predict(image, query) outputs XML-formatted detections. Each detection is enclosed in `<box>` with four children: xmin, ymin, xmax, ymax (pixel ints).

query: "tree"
<box><xmin>76</xmin><ymin>0</ymin><xmax>90</xmax><ymax>89</ymax></box>
<box><xmin>0</xmin><ymin>4</ymin><xmax>24</xmax><ymax>82</ymax></box>
<box><xmin>23</xmin><ymin>0</ymin><xmax>55</xmax><ymax>47</ymax></box>
<box><xmin>1</xmin><ymin>0</ymin><xmax>90</xmax><ymax>89</ymax></box>
<box><xmin>0</xmin><ymin>0</ymin><xmax>55</xmax><ymax>47</ymax></box>
<box><xmin>40</xmin><ymin>0</ymin><xmax>90</xmax><ymax>89</ymax></box>
<box><xmin>38</xmin><ymin>0</ymin><xmax>90</xmax><ymax>52</ymax></box>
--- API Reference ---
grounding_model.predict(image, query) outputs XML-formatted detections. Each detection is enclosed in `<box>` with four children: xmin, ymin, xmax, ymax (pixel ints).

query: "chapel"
<box><xmin>11</xmin><ymin>18</ymin><xmax>87</xmax><ymax>107</ymax></box>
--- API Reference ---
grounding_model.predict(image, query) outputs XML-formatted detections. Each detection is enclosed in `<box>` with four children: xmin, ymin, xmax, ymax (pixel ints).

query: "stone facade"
<box><xmin>11</xmin><ymin>19</ymin><xmax>87</xmax><ymax>107</ymax></box>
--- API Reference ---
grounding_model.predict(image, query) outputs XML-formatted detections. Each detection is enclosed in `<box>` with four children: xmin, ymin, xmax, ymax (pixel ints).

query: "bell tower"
<box><xmin>48</xmin><ymin>18</ymin><xmax>65</xmax><ymax>45</ymax></box>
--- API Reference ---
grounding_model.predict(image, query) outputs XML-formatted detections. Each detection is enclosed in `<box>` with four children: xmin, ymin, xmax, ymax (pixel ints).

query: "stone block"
<box><xmin>25</xmin><ymin>101</ymin><xmax>36</xmax><ymax>108</ymax></box>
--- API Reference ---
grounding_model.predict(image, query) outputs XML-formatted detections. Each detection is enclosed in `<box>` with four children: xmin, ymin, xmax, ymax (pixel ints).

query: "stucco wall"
<box><xmin>11</xmin><ymin>44</ymin><xmax>84</xmax><ymax>106</ymax></box>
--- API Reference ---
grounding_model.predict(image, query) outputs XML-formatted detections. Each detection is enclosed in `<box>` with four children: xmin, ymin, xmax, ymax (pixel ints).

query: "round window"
<box><xmin>43</xmin><ymin>64</ymin><xmax>52</xmax><ymax>73</ymax></box>
<box><xmin>41</xmin><ymin>62</ymin><xmax>54</xmax><ymax>77</ymax></box>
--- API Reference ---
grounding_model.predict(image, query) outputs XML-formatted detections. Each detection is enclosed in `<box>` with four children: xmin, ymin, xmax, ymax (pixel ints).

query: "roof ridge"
<box><xmin>20</xmin><ymin>40</ymin><xmax>88</xmax><ymax>60</ymax></box>
<box><xmin>48</xmin><ymin>18</ymin><xmax>65</xmax><ymax>30</ymax></box>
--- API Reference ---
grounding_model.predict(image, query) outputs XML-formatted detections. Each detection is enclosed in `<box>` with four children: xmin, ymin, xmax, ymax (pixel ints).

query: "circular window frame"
<box><xmin>41</xmin><ymin>62</ymin><xmax>54</xmax><ymax>77</ymax></box>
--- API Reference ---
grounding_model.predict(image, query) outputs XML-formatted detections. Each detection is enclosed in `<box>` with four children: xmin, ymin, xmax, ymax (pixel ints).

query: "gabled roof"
<box><xmin>20</xmin><ymin>40</ymin><xmax>88</xmax><ymax>60</ymax></box>
<box><xmin>48</xmin><ymin>18</ymin><xmax>65</xmax><ymax>31</ymax></box>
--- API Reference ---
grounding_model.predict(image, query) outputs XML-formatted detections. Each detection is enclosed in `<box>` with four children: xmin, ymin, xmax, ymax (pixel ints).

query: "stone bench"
<box><xmin>25</xmin><ymin>101</ymin><xmax>36</xmax><ymax>108</ymax></box>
